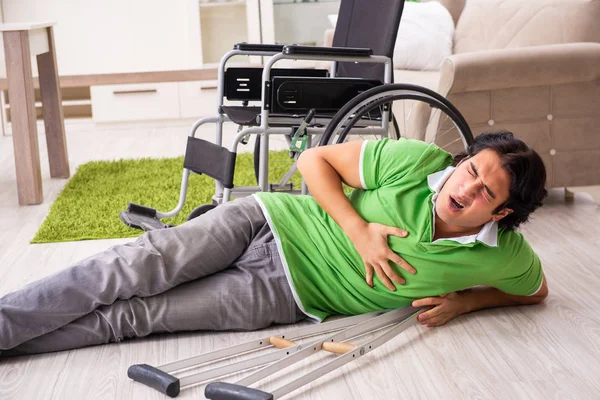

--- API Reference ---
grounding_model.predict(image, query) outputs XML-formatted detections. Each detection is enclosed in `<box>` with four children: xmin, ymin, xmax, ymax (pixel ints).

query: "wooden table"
<box><xmin>1</xmin><ymin>22</ymin><xmax>69</xmax><ymax>205</ymax></box>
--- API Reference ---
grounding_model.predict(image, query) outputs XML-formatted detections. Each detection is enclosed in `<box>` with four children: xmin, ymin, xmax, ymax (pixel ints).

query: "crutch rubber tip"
<box><xmin>127</xmin><ymin>364</ymin><xmax>180</xmax><ymax>398</ymax></box>
<box><xmin>205</xmin><ymin>382</ymin><xmax>273</xmax><ymax>400</ymax></box>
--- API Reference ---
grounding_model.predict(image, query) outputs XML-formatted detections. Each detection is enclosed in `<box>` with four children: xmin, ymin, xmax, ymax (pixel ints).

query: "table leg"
<box><xmin>37</xmin><ymin>26</ymin><xmax>69</xmax><ymax>178</ymax></box>
<box><xmin>3</xmin><ymin>30</ymin><xmax>43</xmax><ymax>205</ymax></box>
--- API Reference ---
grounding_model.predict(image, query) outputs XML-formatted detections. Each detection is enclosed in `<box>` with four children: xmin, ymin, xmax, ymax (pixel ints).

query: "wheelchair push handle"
<box><xmin>205</xmin><ymin>382</ymin><xmax>274</xmax><ymax>400</ymax></box>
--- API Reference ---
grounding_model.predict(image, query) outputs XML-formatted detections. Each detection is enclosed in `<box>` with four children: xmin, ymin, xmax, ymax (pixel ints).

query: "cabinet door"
<box><xmin>91</xmin><ymin>82</ymin><xmax>180</xmax><ymax>122</ymax></box>
<box><xmin>178</xmin><ymin>81</ymin><xmax>219</xmax><ymax>119</ymax></box>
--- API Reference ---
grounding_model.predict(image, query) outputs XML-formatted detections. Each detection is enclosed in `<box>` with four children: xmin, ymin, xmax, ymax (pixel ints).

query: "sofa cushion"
<box><xmin>454</xmin><ymin>0</ymin><xmax>600</xmax><ymax>54</ymax></box>
<box><xmin>393</xmin><ymin>1</ymin><xmax>455</xmax><ymax>71</ymax></box>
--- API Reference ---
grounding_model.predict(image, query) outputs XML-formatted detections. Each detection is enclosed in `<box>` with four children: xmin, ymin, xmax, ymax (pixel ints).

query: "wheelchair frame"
<box><xmin>119</xmin><ymin>44</ymin><xmax>397</xmax><ymax>231</ymax></box>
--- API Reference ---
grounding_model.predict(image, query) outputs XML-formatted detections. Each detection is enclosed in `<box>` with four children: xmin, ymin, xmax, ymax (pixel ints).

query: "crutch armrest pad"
<box><xmin>127</xmin><ymin>364</ymin><xmax>180</xmax><ymax>398</ymax></box>
<box><xmin>234</xmin><ymin>43</ymin><xmax>285</xmax><ymax>53</ymax></box>
<box><xmin>283</xmin><ymin>45</ymin><xmax>372</xmax><ymax>58</ymax></box>
<box><xmin>205</xmin><ymin>382</ymin><xmax>273</xmax><ymax>400</ymax></box>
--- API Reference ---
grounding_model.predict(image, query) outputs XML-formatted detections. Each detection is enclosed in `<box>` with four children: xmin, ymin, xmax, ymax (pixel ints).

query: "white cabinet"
<box><xmin>91</xmin><ymin>83</ymin><xmax>180</xmax><ymax>122</ymax></box>
<box><xmin>178</xmin><ymin>80</ymin><xmax>219</xmax><ymax>118</ymax></box>
<box><xmin>90</xmin><ymin>80</ymin><xmax>220</xmax><ymax>122</ymax></box>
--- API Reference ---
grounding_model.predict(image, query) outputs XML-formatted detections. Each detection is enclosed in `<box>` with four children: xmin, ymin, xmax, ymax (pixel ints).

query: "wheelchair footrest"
<box><xmin>120</xmin><ymin>203</ymin><xmax>168</xmax><ymax>232</ymax></box>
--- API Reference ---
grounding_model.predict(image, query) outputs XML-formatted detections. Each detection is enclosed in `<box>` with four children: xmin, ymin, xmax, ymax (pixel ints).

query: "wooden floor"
<box><xmin>0</xmin><ymin>120</ymin><xmax>599</xmax><ymax>400</ymax></box>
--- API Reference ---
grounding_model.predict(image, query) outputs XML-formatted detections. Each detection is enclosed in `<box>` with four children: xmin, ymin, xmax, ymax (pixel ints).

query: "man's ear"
<box><xmin>491</xmin><ymin>207</ymin><xmax>514</xmax><ymax>222</ymax></box>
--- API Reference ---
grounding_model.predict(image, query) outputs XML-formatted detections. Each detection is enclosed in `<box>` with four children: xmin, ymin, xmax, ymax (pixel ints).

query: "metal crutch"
<box><xmin>204</xmin><ymin>306</ymin><xmax>425</xmax><ymax>400</ymax></box>
<box><xmin>128</xmin><ymin>311</ymin><xmax>387</xmax><ymax>397</ymax></box>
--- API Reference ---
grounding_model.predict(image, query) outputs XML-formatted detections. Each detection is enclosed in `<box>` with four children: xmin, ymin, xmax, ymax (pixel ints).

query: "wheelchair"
<box><xmin>119</xmin><ymin>0</ymin><xmax>474</xmax><ymax>231</ymax></box>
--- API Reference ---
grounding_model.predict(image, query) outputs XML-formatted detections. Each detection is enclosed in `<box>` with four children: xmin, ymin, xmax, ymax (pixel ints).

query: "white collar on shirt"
<box><xmin>427</xmin><ymin>166</ymin><xmax>498</xmax><ymax>247</ymax></box>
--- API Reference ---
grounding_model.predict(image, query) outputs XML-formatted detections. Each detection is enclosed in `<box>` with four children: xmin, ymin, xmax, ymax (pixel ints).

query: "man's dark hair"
<box><xmin>453</xmin><ymin>130</ymin><xmax>548</xmax><ymax>231</ymax></box>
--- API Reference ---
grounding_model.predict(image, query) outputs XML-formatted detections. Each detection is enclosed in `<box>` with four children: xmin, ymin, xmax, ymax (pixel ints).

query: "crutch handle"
<box><xmin>322</xmin><ymin>341</ymin><xmax>356</xmax><ymax>354</ymax></box>
<box><xmin>270</xmin><ymin>336</ymin><xmax>356</xmax><ymax>355</ymax></box>
<box><xmin>205</xmin><ymin>382</ymin><xmax>273</xmax><ymax>400</ymax></box>
<box><xmin>127</xmin><ymin>364</ymin><xmax>180</xmax><ymax>398</ymax></box>
<box><xmin>269</xmin><ymin>336</ymin><xmax>296</xmax><ymax>349</ymax></box>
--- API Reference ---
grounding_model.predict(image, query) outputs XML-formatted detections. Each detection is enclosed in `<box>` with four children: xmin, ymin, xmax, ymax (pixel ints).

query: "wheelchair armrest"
<box><xmin>233</xmin><ymin>42</ymin><xmax>285</xmax><ymax>52</ymax></box>
<box><xmin>283</xmin><ymin>45</ymin><xmax>372</xmax><ymax>58</ymax></box>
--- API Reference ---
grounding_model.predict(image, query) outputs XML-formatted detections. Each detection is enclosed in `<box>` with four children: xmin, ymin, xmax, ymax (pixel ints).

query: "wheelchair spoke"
<box><xmin>433</xmin><ymin>123</ymin><xmax>458</xmax><ymax>142</ymax></box>
<box><xmin>439</xmin><ymin>136</ymin><xmax>464</xmax><ymax>149</ymax></box>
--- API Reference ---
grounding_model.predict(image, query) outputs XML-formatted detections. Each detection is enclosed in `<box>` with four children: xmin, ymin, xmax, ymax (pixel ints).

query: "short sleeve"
<box><xmin>360</xmin><ymin>138</ymin><xmax>452</xmax><ymax>189</ymax></box>
<box><xmin>491</xmin><ymin>235</ymin><xmax>544</xmax><ymax>296</ymax></box>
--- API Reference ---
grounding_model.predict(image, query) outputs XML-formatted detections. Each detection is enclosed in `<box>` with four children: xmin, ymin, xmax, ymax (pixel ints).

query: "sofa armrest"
<box><xmin>439</xmin><ymin>43</ymin><xmax>600</xmax><ymax>96</ymax></box>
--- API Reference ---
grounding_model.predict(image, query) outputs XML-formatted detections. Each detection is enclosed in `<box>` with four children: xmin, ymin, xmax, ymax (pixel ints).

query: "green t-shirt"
<box><xmin>254</xmin><ymin>138</ymin><xmax>543</xmax><ymax>321</ymax></box>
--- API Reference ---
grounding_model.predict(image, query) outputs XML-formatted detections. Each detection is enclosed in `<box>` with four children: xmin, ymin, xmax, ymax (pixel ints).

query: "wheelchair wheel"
<box><xmin>187</xmin><ymin>204</ymin><xmax>217</xmax><ymax>221</ymax></box>
<box><xmin>319</xmin><ymin>84</ymin><xmax>473</xmax><ymax>156</ymax></box>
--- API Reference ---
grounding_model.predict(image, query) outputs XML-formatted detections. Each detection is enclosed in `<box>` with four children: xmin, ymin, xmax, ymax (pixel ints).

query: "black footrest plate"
<box><xmin>120</xmin><ymin>203</ymin><xmax>167</xmax><ymax>232</ymax></box>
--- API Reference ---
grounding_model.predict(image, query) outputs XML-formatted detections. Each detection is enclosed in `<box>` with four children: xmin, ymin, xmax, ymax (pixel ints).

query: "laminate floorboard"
<box><xmin>0</xmin><ymin>119</ymin><xmax>598</xmax><ymax>400</ymax></box>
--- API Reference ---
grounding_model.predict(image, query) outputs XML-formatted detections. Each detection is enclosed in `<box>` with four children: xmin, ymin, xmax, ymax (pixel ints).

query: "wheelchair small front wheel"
<box><xmin>187</xmin><ymin>204</ymin><xmax>217</xmax><ymax>221</ymax></box>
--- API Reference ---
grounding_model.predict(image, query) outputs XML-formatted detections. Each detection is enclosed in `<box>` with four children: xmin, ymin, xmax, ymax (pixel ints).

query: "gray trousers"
<box><xmin>0</xmin><ymin>196</ymin><xmax>306</xmax><ymax>356</ymax></box>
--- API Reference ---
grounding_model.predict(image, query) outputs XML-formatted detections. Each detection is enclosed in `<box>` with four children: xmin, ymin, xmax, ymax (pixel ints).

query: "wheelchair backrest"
<box><xmin>333</xmin><ymin>0</ymin><xmax>405</xmax><ymax>81</ymax></box>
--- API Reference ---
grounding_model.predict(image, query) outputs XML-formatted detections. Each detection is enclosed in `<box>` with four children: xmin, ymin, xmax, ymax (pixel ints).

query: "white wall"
<box><xmin>0</xmin><ymin>0</ymin><xmax>202</xmax><ymax>75</ymax></box>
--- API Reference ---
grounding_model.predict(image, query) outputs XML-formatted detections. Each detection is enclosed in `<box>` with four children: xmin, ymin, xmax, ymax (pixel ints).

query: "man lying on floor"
<box><xmin>0</xmin><ymin>131</ymin><xmax>549</xmax><ymax>356</ymax></box>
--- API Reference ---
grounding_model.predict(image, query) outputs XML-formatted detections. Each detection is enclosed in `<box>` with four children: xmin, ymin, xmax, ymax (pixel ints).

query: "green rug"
<box><xmin>32</xmin><ymin>152</ymin><xmax>300</xmax><ymax>243</ymax></box>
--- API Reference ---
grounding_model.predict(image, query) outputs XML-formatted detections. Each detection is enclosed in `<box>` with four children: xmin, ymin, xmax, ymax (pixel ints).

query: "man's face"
<box><xmin>437</xmin><ymin>149</ymin><xmax>513</xmax><ymax>229</ymax></box>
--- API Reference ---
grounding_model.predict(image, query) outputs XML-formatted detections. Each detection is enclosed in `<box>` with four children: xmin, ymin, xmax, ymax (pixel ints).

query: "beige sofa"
<box><xmin>327</xmin><ymin>0</ymin><xmax>600</xmax><ymax>193</ymax></box>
